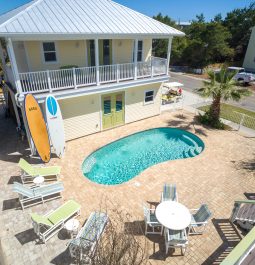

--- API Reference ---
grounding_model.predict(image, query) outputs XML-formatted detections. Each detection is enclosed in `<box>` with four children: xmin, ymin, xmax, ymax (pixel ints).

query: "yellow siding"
<box><xmin>125</xmin><ymin>83</ymin><xmax>161</xmax><ymax>124</ymax></box>
<box><xmin>24</xmin><ymin>40</ymin><xmax>87</xmax><ymax>71</ymax></box>
<box><xmin>13</xmin><ymin>41</ymin><xmax>29</xmax><ymax>73</ymax></box>
<box><xmin>112</xmin><ymin>39</ymin><xmax>133</xmax><ymax>64</ymax></box>
<box><xmin>243</xmin><ymin>27</ymin><xmax>255</xmax><ymax>71</ymax></box>
<box><xmin>112</xmin><ymin>39</ymin><xmax>152</xmax><ymax>64</ymax></box>
<box><xmin>58</xmin><ymin>94</ymin><xmax>100</xmax><ymax>141</ymax></box>
<box><xmin>143</xmin><ymin>39</ymin><xmax>152</xmax><ymax>62</ymax></box>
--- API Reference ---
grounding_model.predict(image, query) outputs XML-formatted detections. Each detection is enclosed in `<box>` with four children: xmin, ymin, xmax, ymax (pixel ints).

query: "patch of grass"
<box><xmin>198</xmin><ymin>103</ymin><xmax>255</xmax><ymax>130</ymax></box>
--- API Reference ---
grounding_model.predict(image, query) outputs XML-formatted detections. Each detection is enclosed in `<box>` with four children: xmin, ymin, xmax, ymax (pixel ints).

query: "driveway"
<box><xmin>170</xmin><ymin>72</ymin><xmax>255</xmax><ymax>112</ymax></box>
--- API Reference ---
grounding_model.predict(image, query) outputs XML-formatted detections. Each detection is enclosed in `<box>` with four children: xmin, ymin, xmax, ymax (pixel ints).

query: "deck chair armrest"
<box><xmin>190</xmin><ymin>221</ymin><xmax>208</xmax><ymax>225</ymax></box>
<box><xmin>148</xmin><ymin>221</ymin><xmax>160</xmax><ymax>225</ymax></box>
<box><xmin>189</xmin><ymin>208</ymin><xmax>199</xmax><ymax>212</ymax></box>
<box><xmin>44</xmin><ymin>210</ymin><xmax>54</xmax><ymax>217</ymax></box>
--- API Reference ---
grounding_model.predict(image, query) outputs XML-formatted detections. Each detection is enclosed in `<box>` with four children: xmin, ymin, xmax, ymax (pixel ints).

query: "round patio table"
<box><xmin>155</xmin><ymin>201</ymin><xmax>191</xmax><ymax>230</ymax></box>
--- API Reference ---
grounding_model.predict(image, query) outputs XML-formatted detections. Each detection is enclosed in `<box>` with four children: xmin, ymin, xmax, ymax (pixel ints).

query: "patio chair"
<box><xmin>12</xmin><ymin>181</ymin><xmax>64</xmax><ymax>210</ymax></box>
<box><xmin>189</xmin><ymin>204</ymin><xmax>212</xmax><ymax>235</ymax></box>
<box><xmin>143</xmin><ymin>204</ymin><xmax>163</xmax><ymax>235</ymax></box>
<box><xmin>18</xmin><ymin>158</ymin><xmax>61</xmax><ymax>184</ymax></box>
<box><xmin>31</xmin><ymin>200</ymin><xmax>81</xmax><ymax>243</ymax></box>
<box><xmin>164</xmin><ymin>228</ymin><xmax>188</xmax><ymax>255</ymax></box>
<box><xmin>69</xmin><ymin>212</ymin><xmax>108</xmax><ymax>262</ymax></box>
<box><xmin>161</xmin><ymin>183</ymin><xmax>178</xmax><ymax>202</ymax></box>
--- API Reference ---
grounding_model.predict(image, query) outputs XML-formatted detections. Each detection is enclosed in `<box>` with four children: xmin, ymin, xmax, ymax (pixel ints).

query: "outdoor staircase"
<box><xmin>230</xmin><ymin>200</ymin><xmax>255</xmax><ymax>230</ymax></box>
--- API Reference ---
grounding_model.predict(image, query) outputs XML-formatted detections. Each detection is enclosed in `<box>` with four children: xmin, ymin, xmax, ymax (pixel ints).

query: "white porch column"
<box><xmin>6</xmin><ymin>38</ymin><xmax>22</xmax><ymax>93</ymax></box>
<box><xmin>0</xmin><ymin>41</ymin><xmax>7</xmax><ymax>81</ymax></box>
<box><xmin>166</xmin><ymin>37</ymin><xmax>173</xmax><ymax>75</ymax></box>
<box><xmin>134</xmin><ymin>39</ymin><xmax>138</xmax><ymax>80</ymax></box>
<box><xmin>95</xmin><ymin>39</ymin><xmax>100</xmax><ymax>85</ymax></box>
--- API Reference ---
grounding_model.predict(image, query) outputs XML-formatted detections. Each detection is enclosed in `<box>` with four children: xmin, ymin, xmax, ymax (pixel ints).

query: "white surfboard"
<box><xmin>45</xmin><ymin>95</ymin><xmax>65</xmax><ymax>158</ymax></box>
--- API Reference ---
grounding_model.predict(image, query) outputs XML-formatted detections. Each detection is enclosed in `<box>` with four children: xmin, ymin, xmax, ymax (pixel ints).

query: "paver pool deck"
<box><xmin>0</xmin><ymin>108</ymin><xmax>255</xmax><ymax>264</ymax></box>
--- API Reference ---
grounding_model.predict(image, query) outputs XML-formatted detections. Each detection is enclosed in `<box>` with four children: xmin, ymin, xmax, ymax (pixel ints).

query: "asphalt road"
<box><xmin>170</xmin><ymin>72</ymin><xmax>255</xmax><ymax>112</ymax></box>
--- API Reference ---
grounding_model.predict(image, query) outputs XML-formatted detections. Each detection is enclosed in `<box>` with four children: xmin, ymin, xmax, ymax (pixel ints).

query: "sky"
<box><xmin>0</xmin><ymin>0</ymin><xmax>253</xmax><ymax>21</ymax></box>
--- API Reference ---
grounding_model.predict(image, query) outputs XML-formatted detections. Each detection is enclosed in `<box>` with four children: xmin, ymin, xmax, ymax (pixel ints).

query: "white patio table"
<box><xmin>155</xmin><ymin>201</ymin><xmax>191</xmax><ymax>230</ymax></box>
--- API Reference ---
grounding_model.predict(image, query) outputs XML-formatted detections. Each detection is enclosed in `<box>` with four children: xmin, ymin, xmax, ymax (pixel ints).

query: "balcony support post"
<box><xmin>0</xmin><ymin>41</ymin><xmax>8</xmax><ymax>81</ymax></box>
<box><xmin>73</xmin><ymin>68</ymin><xmax>77</xmax><ymax>89</ymax></box>
<box><xmin>134</xmin><ymin>39</ymin><xmax>138</xmax><ymax>80</ymax></box>
<box><xmin>46</xmin><ymin>70</ymin><xmax>52</xmax><ymax>93</ymax></box>
<box><xmin>6</xmin><ymin>38</ymin><xmax>22</xmax><ymax>93</ymax></box>
<box><xmin>116</xmin><ymin>64</ymin><xmax>119</xmax><ymax>83</ymax></box>
<box><xmin>166</xmin><ymin>37</ymin><xmax>173</xmax><ymax>75</ymax></box>
<box><xmin>95</xmin><ymin>38</ymin><xmax>100</xmax><ymax>85</ymax></box>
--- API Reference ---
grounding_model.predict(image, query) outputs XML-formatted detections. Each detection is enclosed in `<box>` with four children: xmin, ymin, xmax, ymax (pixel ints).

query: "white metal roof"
<box><xmin>0</xmin><ymin>0</ymin><xmax>184</xmax><ymax>39</ymax></box>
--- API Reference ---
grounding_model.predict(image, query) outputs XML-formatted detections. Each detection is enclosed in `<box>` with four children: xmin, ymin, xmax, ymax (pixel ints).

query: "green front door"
<box><xmin>102</xmin><ymin>92</ymin><xmax>124</xmax><ymax>129</ymax></box>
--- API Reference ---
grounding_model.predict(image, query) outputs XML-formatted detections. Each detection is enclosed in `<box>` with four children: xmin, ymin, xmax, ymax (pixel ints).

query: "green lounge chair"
<box><xmin>18</xmin><ymin>158</ymin><xmax>61</xmax><ymax>184</ymax></box>
<box><xmin>189</xmin><ymin>204</ymin><xmax>212</xmax><ymax>235</ymax></box>
<box><xmin>31</xmin><ymin>200</ymin><xmax>81</xmax><ymax>243</ymax></box>
<box><xmin>69</xmin><ymin>212</ymin><xmax>108</xmax><ymax>261</ymax></box>
<box><xmin>13</xmin><ymin>182</ymin><xmax>64</xmax><ymax>210</ymax></box>
<box><xmin>161</xmin><ymin>183</ymin><xmax>178</xmax><ymax>202</ymax></box>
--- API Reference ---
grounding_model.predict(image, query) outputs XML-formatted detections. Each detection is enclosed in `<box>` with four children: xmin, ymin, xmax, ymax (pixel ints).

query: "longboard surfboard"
<box><xmin>45</xmin><ymin>95</ymin><xmax>65</xmax><ymax>158</ymax></box>
<box><xmin>25</xmin><ymin>94</ymin><xmax>51</xmax><ymax>163</ymax></box>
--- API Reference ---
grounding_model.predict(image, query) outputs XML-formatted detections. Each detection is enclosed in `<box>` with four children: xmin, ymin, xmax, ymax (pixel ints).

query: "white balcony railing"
<box><xmin>19</xmin><ymin>57</ymin><xmax>168</xmax><ymax>94</ymax></box>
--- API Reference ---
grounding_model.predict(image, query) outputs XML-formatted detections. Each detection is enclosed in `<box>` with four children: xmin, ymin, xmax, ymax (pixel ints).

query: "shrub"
<box><xmin>197</xmin><ymin>111</ymin><xmax>225</xmax><ymax>129</ymax></box>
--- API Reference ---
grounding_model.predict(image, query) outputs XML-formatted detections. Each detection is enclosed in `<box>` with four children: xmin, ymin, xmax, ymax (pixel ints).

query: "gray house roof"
<box><xmin>0</xmin><ymin>0</ymin><xmax>184</xmax><ymax>39</ymax></box>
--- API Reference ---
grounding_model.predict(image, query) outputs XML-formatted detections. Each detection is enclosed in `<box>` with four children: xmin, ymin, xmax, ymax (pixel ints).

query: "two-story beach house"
<box><xmin>0</xmin><ymin>0</ymin><xmax>184</xmax><ymax>150</ymax></box>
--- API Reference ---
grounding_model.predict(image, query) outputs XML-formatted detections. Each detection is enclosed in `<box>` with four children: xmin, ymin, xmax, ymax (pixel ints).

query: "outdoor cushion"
<box><xmin>18</xmin><ymin>158</ymin><xmax>61</xmax><ymax>177</ymax></box>
<box><xmin>163</xmin><ymin>184</ymin><xmax>176</xmax><ymax>201</ymax></box>
<box><xmin>193</xmin><ymin>204</ymin><xmax>211</xmax><ymax>223</ymax></box>
<box><xmin>30</xmin><ymin>213</ymin><xmax>53</xmax><ymax>227</ymax></box>
<box><xmin>33</xmin><ymin>182</ymin><xmax>64</xmax><ymax>197</ymax></box>
<box><xmin>19</xmin><ymin>158</ymin><xmax>35</xmax><ymax>176</ymax></box>
<box><xmin>168</xmin><ymin>229</ymin><xmax>187</xmax><ymax>244</ymax></box>
<box><xmin>13</xmin><ymin>182</ymin><xmax>35</xmax><ymax>197</ymax></box>
<box><xmin>48</xmin><ymin>200</ymin><xmax>81</xmax><ymax>225</ymax></box>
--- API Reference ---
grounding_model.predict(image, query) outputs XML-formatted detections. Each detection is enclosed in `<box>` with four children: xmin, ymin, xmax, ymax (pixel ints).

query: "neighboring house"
<box><xmin>0</xmin><ymin>0</ymin><xmax>184</xmax><ymax>148</ymax></box>
<box><xmin>243</xmin><ymin>26</ymin><xmax>255</xmax><ymax>72</ymax></box>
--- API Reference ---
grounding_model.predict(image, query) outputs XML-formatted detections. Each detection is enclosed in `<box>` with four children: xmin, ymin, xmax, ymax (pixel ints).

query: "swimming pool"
<box><xmin>82</xmin><ymin>128</ymin><xmax>204</xmax><ymax>185</ymax></box>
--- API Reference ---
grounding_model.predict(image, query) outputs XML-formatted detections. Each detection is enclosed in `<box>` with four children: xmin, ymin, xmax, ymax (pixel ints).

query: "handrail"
<box><xmin>18</xmin><ymin>58</ymin><xmax>168</xmax><ymax>93</ymax></box>
<box><xmin>220</xmin><ymin>226</ymin><xmax>255</xmax><ymax>265</ymax></box>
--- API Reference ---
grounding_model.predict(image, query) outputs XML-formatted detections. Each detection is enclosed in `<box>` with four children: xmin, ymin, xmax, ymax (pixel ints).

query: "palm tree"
<box><xmin>197</xmin><ymin>67</ymin><xmax>251</xmax><ymax>125</ymax></box>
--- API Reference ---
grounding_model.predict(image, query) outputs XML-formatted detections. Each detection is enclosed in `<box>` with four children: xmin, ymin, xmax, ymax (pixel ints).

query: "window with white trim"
<box><xmin>144</xmin><ymin>90</ymin><xmax>154</xmax><ymax>104</ymax></box>
<box><xmin>42</xmin><ymin>42</ymin><xmax>57</xmax><ymax>62</ymax></box>
<box><xmin>133</xmin><ymin>40</ymin><xmax>143</xmax><ymax>62</ymax></box>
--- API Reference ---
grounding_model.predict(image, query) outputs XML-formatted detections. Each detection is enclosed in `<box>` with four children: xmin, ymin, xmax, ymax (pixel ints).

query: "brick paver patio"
<box><xmin>0</xmin><ymin>107</ymin><xmax>254</xmax><ymax>265</ymax></box>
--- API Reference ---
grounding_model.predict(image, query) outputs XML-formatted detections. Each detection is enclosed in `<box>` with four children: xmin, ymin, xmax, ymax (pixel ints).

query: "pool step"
<box><xmin>188</xmin><ymin>148</ymin><xmax>196</xmax><ymax>157</ymax></box>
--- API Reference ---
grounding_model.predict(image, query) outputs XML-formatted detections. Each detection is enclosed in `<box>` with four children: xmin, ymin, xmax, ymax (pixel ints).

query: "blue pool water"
<box><xmin>82</xmin><ymin>128</ymin><xmax>204</xmax><ymax>185</ymax></box>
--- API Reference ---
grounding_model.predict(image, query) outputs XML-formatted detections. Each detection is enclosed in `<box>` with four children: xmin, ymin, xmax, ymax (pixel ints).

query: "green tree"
<box><xmin>197</xmin><ymin>67</ymin><xmax>251</xmax><ymax>127</ymax></box>
<box><xmin>152</xmin><ymin>13</ymin><xmax>187</xmax><ymax>65</ymax></box>
<box><xmin>223</xmin><ymin>2</ymin><xmax>255</xmax><ymax>61</ymax></box>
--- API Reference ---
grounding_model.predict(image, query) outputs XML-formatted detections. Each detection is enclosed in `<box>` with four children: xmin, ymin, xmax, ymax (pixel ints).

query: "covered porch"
<box><xmin>3</xmin><ymin>37</ymin><xmax>172</xmax><ymax>95</ymax></box>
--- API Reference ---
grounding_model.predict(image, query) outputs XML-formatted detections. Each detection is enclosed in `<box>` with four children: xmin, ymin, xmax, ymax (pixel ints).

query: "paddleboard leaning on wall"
<box><xmin>45</xmin><ymin>95</ymin><xmax>65</xmax><ymax>158</ymax></box>
<box><xmin>25</xmin><ymin>94</ymin><xmax>51</xmax><ymax>163</ymax></box>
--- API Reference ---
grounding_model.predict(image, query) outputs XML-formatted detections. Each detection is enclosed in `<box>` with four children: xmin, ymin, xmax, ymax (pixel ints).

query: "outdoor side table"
<box><xmin>155</xmin><ymin>201</ymin><xmax>191</xmax><ymax>230</ymax></box>
<box><xmin>65</xmin><ymin>218</ymin><xmax>80</xmax><ymax>238</ymax></box>
<box><xmin>33</xmin><ymin>176</ymin><xmax>45</xmax><ymax>186</ymax></box>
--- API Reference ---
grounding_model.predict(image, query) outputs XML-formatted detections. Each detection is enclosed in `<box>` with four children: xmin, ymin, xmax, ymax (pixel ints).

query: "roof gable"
<box><xmin>0</xmin><ymin>0</ymin><xmax>184</xmax><ymax>38</ymax></box>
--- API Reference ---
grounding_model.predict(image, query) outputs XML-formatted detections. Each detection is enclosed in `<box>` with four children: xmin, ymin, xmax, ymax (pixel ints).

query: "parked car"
<box><xmin>227</xmin><ymin>67</ymin><xmax>255</xmax><ymax>84</ymax></box>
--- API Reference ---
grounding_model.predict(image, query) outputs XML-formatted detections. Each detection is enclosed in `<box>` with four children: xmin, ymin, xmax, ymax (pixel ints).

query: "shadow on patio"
<box><xmin>201</xmin><ymin>218</ymin><xmax>242</xmax><ymax>265</ymax></box>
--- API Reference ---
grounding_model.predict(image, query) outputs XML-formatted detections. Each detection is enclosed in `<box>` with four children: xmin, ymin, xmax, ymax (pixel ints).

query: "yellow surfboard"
<box><xmin>25</xmin><ymin>94</ymin><xmax>51</xmax><ymax>163</ymax></box>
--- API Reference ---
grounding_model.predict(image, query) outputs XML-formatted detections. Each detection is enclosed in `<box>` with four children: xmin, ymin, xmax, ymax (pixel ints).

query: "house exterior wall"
<box><xmin>23</xmin><ymin>40</ymin><xmax>87</xmax><ymax>72</ymax></box>
<box><xmin>58</xmin><ymin>82</ymin><xmax>161</xmax><ymax>141</ymax></box>
<box><xmin>125</xmin><ymin>83</ymin><xmax>161</xmax><ymax>124</ymax></box>
<box><xmin>13</xmin><ymin>41</ymin><xmax>29</xmax><ymax>73</ymax></box>
<box><xmin>112</xmin><ymin>39</ymin><xmax>152</xmax><ymax>64</ymax></box>
<box><xmin>58</xmin><ymin>94</ymin><xmax>101</xmax><ymax>141</ymax></box>
<box><xmin>15</xmin><ymin>39</ymin><xmax>152</xmax><ymax>72</ymax></box>
<box><xmin>243</xmin><ymin>27</ymin><xmax>255</xmax><ymax>72</ymax></box>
